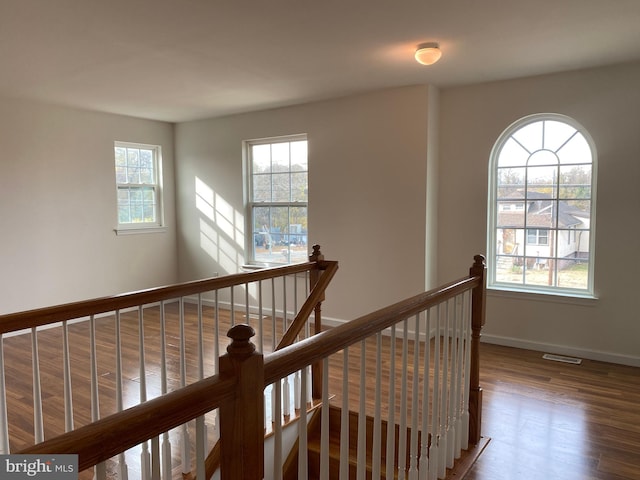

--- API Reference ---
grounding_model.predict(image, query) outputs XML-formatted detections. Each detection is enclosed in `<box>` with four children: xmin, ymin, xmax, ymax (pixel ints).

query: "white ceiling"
<box><xmin>2</xmin><ymin>0</ymin><xmax>640</xmax><ymax>122</ymax></box>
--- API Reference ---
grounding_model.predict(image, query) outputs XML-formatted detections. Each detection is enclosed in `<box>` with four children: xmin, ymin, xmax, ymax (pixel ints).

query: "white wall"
<box><xmin>439</xmin><ymin>61</ymin><xmax>640</xmax><ymax>365</ymax></box>
<box><xmin>0</xmin><ymin>97</ymin><xmax>177</xmax><ymax>314</ymax></box>
<box><xmin>175</xmin><ymin>86</ymin><xmax>435</xmax><ymax>321</ymax></box>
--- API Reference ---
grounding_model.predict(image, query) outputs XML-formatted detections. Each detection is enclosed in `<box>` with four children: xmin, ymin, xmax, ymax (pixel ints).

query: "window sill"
<box><xmin>487</xmin><ymin>286</ymin><xmax>598</xmax><ymax>306</ymax></box>
<box><xmin>115</xmin><ymin>226</ymin><xmax>167</xmax><ymax>236</ymax></box>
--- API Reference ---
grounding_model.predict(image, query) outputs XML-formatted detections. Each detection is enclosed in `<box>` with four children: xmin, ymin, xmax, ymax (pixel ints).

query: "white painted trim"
<box><xmin>481</xmin><ymin>333</ymin><xmax>640</xmax><ymax>367</ymax></box>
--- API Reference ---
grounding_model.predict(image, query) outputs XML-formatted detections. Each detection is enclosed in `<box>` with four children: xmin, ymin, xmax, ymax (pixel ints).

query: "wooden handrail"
<box><xmin>15</xmin><ymin>255</ymin><xmax>486</xmax><ymax>477</ymax></box>
<box><xmin>0</xmin><ymin>261</ymin><xmax>321</xmax><ymax>334</ymax></box>
<box><xmin>264</xmin><ymin>274</ymin><xmax>482</xmax><ymax>385</ymax></box>
<box><xmin>19</xmin><ymin>375</ymin><xmax>237</xmax><ymax>471</ymax></box>
<box><xmin>276</xmin><ymin>260</ymin><xmax>338</xmax><ymax>350</ymax></box>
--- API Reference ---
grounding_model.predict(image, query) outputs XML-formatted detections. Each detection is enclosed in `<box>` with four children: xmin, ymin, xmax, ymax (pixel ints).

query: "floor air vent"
<box><xmin>542</xmin><ymin>353</ymin><xmax>582</xmax><ymax>365</ymax></box>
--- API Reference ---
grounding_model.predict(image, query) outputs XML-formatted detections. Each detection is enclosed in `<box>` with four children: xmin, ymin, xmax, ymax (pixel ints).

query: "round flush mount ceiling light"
<box><xmin>415</xmin><ymin>42</ymin><xmax>442</xmax><ymax>65</ymax></box>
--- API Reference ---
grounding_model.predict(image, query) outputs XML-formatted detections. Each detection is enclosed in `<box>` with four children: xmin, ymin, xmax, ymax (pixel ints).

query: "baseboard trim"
<box><xmin>481</xmin><ymin>334</ymin><xmax>640</xmax><ymax>367</ymax></box>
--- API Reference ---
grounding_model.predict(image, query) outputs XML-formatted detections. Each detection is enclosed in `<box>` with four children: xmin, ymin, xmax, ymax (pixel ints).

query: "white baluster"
<box><xmin>114</xmin><ymin>311</ymin><xmax>129</xmax><ymax>480</ymax></box>
<box><xmin>151</xmin><ymin>436</ymin><xmax>160</xmax><ymax>480</ymax></box>
<box><xmin>297</xmin><ymin>366</ymin><xmax>308</xmax><ymax>479</ymax></box>
<box><xmin>273</xmin><ymin>379</ymin><xmax>283</xmax><ymax>480</ymax></box>
<box><xmin>196</xmin><ymin>294</ymin><xmax>209</xmax><ymax>452</ymax></box>
<box><xmin>438</xmin><ymin>301</ymin><xmax>450</xmax><ymax>479</ymax></box>
<box><xmin>447</xmin><ymin>300</ymin><xmax>458</xmax><ymax>469</ymax></box>
<box><xmin>408</xmin><ymin>314</ymin><xmax>422</xmax><ymax>480</ymax></box>
<box><xmin>159</xmin><ymin>302</ymin><xmax>172</xmax><ymax>480</ymax></box>
<box><xmin>138</xmin><ymin>307</ymin><xmax>151</xmax><ymax>480</ymax></box>
<box><xmin>461</xmin><ymin>292</ymin><xmax>472</xmax><ymax>451</ymax></box>
<box><xmin>30</xmin><ymin>327</ymin><xmax>43</xmax><ymax>444</ymax></box>
<box><xmin>356</xmin><ymin>340</ymin><xmax>366</xmax><ymax>480</ymax></box>
<box><xmin>371</xmin><ymin>333</ymin><xmax>382</xmax><ymax>480</ymax></box>
<box><xmin>454</xmin><ymin>295</ymin><xmax>465</xmax><ymax>458</ymax></box>
<box><xmin>419</xmin><ymin>309</ymin><xmax>432</xmax><ymax>480</ymax></box>
<box><xmin>397</xmin><ymin>319</ymin><xmax>409</xmax><ymax>480</ymax></box>
<box><xmin>213</xmin><ymin>290</ymin><xmax>221</xmax><ymax>439</ymax></box>
<box><xmin>196</xmin><ymin>415</ymin><xmax>206</xmax><ymax>480</ymax></box>
<box><xmin>0</xmin><ymin>335</ymin><xmax>8</xmax><ymax>454</ymax></box>
<box><xmin>179</xmin><ymin>299</ymin><xmax>191</xmax><ymax>474</ymax></box>
<box><xmin>283</xmin><ymin>375</ymin><xmax>291</xmax><ymax>417</ymax></box>
<box><xmin>386</xmin><ymin>325</ymin><xmax>397</xmax><ymax>480</ymax></box>
<box><xmin>428</xmin><ymin>305</ymin><xmax>441</xmax><ymax>480</ymax></box>
<box><xmin>230</xmin><ymin>285</ymin><xmax>235</xmax><ymax>327</ymax></box>
<box><xmin>319</xmin><ymin>358</ymin><xmax>330</xmax><ymax>480</ymax></box>
<box><xmin>62</xmin><ymin>320</ymin><xmax>73</xmax><ymax>432</ymax></box>
<box><xmin>257</xmin><ymin>281</ymin><xmax>264</xmax><ymax>353</ymax></box>
<box><xmin>245</xmin><ymin>282</ymin><xmax>250</xmax><ymax>326</ymax></box>
<box><xmin>89</xmin><ymin>315</ymin><xmax>107</xmax><ymax>479</ymax></box>
<box><xmin>340</xmin><ymin>349</ymin><xmax>349</xmax><ymax>480</ymax></box>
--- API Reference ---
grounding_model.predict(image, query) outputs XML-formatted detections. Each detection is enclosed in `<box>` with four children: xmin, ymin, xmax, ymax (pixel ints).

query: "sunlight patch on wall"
<box><xmin>195</xmin><ymin>176</ymin><xmax>245</xmax><ymax>275</ymax></box>
<box><xmin>195</xmin><ymin>177</ymin><xmax>214</xmax><ymax>220</ymax></box>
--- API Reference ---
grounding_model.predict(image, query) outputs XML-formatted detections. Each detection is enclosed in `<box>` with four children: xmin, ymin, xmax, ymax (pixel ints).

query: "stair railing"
<box><xmin>18</xmin><ymin>254</ymin><xmax>485</xmax><ymax>480</ymax></box>
<box><xmin>1</xmin><ymin>245</ymin><xmax>335</xmax><ymax>479</ymax></box>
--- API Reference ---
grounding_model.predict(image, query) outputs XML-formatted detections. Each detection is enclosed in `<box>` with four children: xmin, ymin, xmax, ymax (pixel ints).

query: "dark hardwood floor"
<box><xmin>466</xmin><ymin>343</ymin><xmax>640</xmax><ymax>480</ymax></box>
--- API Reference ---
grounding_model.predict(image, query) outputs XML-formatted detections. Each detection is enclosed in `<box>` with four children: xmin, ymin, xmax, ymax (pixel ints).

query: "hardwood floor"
<box><xmin>465</xmin><ymin>343</ymin><xmax>640</xmax><ymax>480</ymax></box>
<box><xmin>2</xmin><ymin>304</ymin><xmax>639</xmax><ymax>479</ymax></box>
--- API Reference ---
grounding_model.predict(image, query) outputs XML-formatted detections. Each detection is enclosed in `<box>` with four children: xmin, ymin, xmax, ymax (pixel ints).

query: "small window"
<box><xmin>488</xmin><ymin>114</ymin><xmax>596</xmax><ymax>296</ymax></box>
<box><xmin>245</xmin><ymin>135</ymin><xmax>308</xmax><ymax>264</ymax></box>
<box><xmin>114</xmin><ymin>142</ymin><xmax>163</xmax><ymax>232</ymax></box>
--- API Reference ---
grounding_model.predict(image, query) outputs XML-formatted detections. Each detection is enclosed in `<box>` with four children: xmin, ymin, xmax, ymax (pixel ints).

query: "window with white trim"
<box><xmin>487</xmin><ymin>114</ymin><xmax>596</xmax><ymax>295</ymax></box>
<box><xmin>246</xmin><ymin>135</ymin><xmax>308</xmax><ymax>265</ymax></box>
<box><xmin>114</xmin><ymin>142</ymin><xmax>163</xmax><ymax>231</ymax></box>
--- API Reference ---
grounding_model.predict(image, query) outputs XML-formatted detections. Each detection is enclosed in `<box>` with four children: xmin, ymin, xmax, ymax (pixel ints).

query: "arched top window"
<box><xmin>487</xmin><ymin>113</ymin><xmax>597</xmax><ymax>296</ymax></box>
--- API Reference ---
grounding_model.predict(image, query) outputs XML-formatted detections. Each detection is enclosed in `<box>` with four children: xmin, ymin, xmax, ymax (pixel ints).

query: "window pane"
<box><xmin>557</xmin><ymin>259</ymin><xmax>589</xmax><ymax>289</ymax></box>
<box><xmin>497</xmin><ymin>167</ymin><xmax>525</xmax><ymax>198</ymax></box>
<box><xmin>543</xmin><ymin>120</ymin><xmax>577</xmax><ymax>152</ymax></box>
<box><xmin>526</xmin><ymin>165</ymin><xmax>557</xmax><ymax>199</ymax></box>
<box><xmin>271</xmin><ymin>143</ymin><xmax>289</xmax><ymax>171</ymax></box>
<box><xmin>272</xmin><ymin>173</ymin><xmax>290</xmax><ymax>202</ymax></box>
<box><xmin>127</xmin><ymin>167</ymin><xmax>141</xmax><ymax>184</ymax></box>
<box><xmin>253</xmin><ymin>173</ymin><xmax>271</xmax><ymax>202</ymax></box>
<box><xmin>559</xmin><ymin>165</ymin><xmax>591</xmax><ymax>199</ymax></box>
<box><xmin>118</xmin><ymin>206</ymin><xmax>131</xmax><ymax>223</ymax></box>
<box><xmin>127</xmin><ymin>148</ymin><xmax>140</xmax><ymax>167</ymax></box>
<box><xmin>291</xmin><ymin>172</ymin><xmax>308</xmax><ymax>202</ymax></box>
<box><xmin>494</xmin><ymin>254</ymin><xmax>524</xmax><ymax>284</ymax></box>
<box><xmin>557</xmin><ymin>132</ymin><xmax>591</xmax><ymax>164</ymax></box>
<box><xmin>115</xmin><ymin>147</ymin><xmax>127</xmax><ymax>166</ymax></box>
<box><xmin>290</xmin><ymin>141</ymin><xmax>308</xmax><ymax>170</ymax></box>
<box><xmin>115</xmin><ymin>166</ymin><xmax>127</xmax><ymax>184</ymax></box>
<box><xmin>497</xmin><ymin>206</ymin><xmax>524</xmax><ymax>228</ymax></box>
<box><xmin>497</xmin><ymin>138</ymin><xmax>529</xmax><ymax>167</ymax></box>
<box><xmin>252</xmin><ymin>144</ymin><xmax>271</xmax><ymax>173</ymax></box>
<box><xmin>512</xmin><ymin>121</ymin><xmax>542</xmax><ymax>153</ymax></box>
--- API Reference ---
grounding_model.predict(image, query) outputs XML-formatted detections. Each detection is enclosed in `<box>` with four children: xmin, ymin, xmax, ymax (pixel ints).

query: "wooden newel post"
<box><xmin>469</xmin><ymin>254</ymin><xmax>486</xmax><ymax>445</ymax></box>
<box><xmin>219</xmin><ymin>324</ymin><xmax>264</xmax><ymax>480</ymax></box>
<box><xmin>309</xmin><ymin>244</ymin><xmax>325</xmax><ymax>399</ymax></box>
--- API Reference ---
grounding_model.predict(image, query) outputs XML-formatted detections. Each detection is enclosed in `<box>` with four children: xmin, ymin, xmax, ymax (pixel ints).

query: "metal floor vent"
<box><xmin>542</xmin><ymin>353</ymin><xmax>582</xmax><ymax>365</ymax></box>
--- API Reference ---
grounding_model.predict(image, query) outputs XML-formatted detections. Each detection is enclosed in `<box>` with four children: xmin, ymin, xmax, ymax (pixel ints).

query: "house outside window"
<box><xmin>114</xmin><ymin>142</ymin><xmax>163</xmax><ymax>233</ymax></box>
<box><xmin>246</xmin><ymin>135</ymin><xmax>308</xmax><ymax>265</ymax></box>
<box><xmin>487</xmin><ymin>114</ymin><xmax>597</xmax><ymax>295</ymax></box>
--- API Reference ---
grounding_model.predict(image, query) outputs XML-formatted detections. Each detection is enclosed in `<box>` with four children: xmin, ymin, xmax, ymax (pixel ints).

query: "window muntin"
<box><xmin>488</xmin><ymin>114</ymin><xmax>596</xmax><ymax>295</ymax></box>
<box><xmin>115</xmin><ymin>142</ymin><xmax>162</xmax><ymax>229</ymax></box>
<box><xmin>247</xmin><ymin>136</ymin><xmax>308</xmax><ymax>264</ymax></box>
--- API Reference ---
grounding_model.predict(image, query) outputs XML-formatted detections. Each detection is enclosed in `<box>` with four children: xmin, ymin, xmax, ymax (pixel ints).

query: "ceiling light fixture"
<box><xmin>415</xmin><ymin>42</ymin><xmax>442</xmax><ymax>66</ymax></box>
